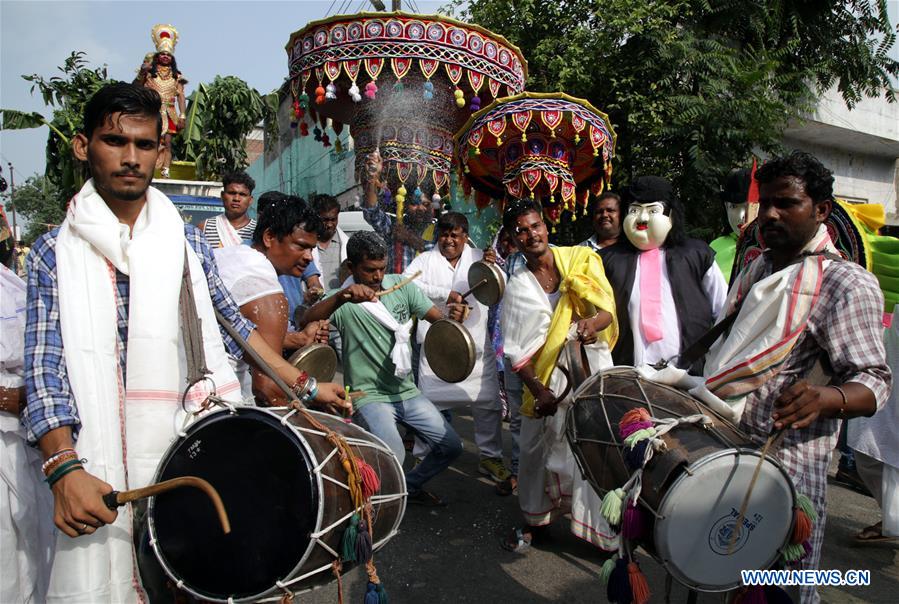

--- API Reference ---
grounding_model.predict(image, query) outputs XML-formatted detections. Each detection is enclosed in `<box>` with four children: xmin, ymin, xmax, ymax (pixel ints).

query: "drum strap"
<box><xmin>674</xmin><ymin>250</ymin><xmax>843</xmax><ymax>370</ymax></box>
<box><xmin>180</xmin><ymin>248</ymin><xmax>212</xmax><ymax>386</ymax></box>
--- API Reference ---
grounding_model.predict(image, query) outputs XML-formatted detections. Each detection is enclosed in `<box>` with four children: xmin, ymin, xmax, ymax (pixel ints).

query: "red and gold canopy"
<box><xmin>454</xmin><ymin>92</ymin><xmax>617</xmax><ymax>224</ymax></box>
<box><xmin>285</xmin><ymin>12</ymin><xmax>527</xmax><ymax>198</ymax></box>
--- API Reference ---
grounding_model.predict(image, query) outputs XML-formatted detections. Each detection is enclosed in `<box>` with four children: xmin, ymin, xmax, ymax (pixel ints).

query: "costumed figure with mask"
<box><xmin>710</xmin><ymin>167</ymin><xmax>754</xmax><ymax>283</ymax></box>
<box><xmin>141</xmin><ymin>24</ymin><xmax>187</xmax><ymax>179</ymax></box>
<box><xmin>600</xmin><ymin>176</ymin><xmax>728</xmax><ymax>371</ymax></box>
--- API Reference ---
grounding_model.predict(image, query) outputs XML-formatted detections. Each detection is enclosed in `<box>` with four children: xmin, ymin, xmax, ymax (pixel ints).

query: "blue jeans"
<box><xmin>355</xmin><ymin>394</ymin><xmax>463</xmax><ymax>493</ymax></box>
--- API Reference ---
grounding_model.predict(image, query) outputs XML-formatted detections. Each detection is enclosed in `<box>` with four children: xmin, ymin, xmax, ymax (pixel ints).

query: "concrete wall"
<box><xmin>782</xmin><ymin>87</ymin><xmax>899</xmax><ymax>222</ymax></box>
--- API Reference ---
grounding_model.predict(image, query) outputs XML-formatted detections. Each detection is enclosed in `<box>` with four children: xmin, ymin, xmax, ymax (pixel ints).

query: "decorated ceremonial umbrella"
<box><xmin>454</xmin><ymin>92</ymin><xmax>616</xmax><ymax>230</ymax></box>
<box><xmin>285</xmin><ymin>12</ymin><xmax>527</xmax><ymax>219</ymax></box>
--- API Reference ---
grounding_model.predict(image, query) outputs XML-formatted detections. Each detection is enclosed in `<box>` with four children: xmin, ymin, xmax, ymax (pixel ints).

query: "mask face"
<box><xmin>726</xmin><ymin>201</ymin><xmax>748</xmax><ymax>235</ymax></box>
<box><xmin>623</xmin><ymin>201</ymin><xmax>672</xmax><ymax>251</ymax></box>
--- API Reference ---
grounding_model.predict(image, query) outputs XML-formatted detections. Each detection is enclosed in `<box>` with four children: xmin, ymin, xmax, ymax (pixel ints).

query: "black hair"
<box><xmin>755</xmin><ymin>151</ymin><xmax>834</xmax><ymax>205</ymax></box>
<box><xmin>590</xmin><ymin>191</ymin><xmax>622</xmax><ymax>215</ymax></box>
<box><xmin>310</xmin><ymin>193</ymin><xmax>340</xmax><ymax>214</ymax></box>
<box><xmin>256</xmin><ymin>191</ymin><xmax>289</xmax><ymax>216</ymax></box>
<box><xmin>346</xmin><ymin>231</ymin><xmax>387</xmax><ymax>264</ymax></box>
<box><xmin>252</xmin><ymin>194</ymin><xmax>321</xmax><ymax>245</ymax></box>
<box><xmin>222</xmin><ymin>171</ymin><xmax>255</xmax><ymax>193</ymax></box>
<box><xmin>621</xmin><ymin>176</ymin><xmax>687</xmax><ymax>248</ymax></box>
<box><xmin>502</xmin><ymin>198</ymin><xmax>543</xmax><ymax>233</ymax></box>
<box><xmin>83</xmin><ymin>82</ymin><xmax>162</xmax><ymax>139</ymax></box>
<box><xmin>436</xmin><ymin>211</ymin><xmax>469</xmax><ymax>234</ymax></box>
<box><xmin>149</xmin><ymin>52</ymin><xmax>183</xmax><ymax>81</ymax></box>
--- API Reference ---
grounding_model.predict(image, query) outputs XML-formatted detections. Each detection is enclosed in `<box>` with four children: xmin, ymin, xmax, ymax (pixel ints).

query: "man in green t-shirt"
<box><xmin>303</xmin><ymin>231</ymin><xmax>465</xmax><ymax>506</ymax></box>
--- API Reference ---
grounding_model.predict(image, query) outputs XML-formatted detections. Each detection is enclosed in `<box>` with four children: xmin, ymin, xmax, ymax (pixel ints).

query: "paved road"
<box><xmin>301</xmin><ymin>410</ymin><xmax>898</xmax><ymax>603</ymax></box>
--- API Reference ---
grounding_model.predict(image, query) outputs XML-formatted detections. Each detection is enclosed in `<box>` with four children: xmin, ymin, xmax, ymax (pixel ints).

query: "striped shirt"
<box><xmin>22</xmin><ymin>223</ymin><xmax>255</xmax><ymax>445</ymax></box>
<box><xmin>202</xmin><ymin>216</ymin><xmax>256</xmax><ymax>247</ymax></box>
<box><xmin>737</xmin><ymin>256</ymin><xmax>890</xmax><ymax>602</ymax></box>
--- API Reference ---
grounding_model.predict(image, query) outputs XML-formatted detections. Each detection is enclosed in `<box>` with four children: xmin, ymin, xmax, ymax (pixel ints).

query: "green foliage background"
<box><xmin>451</xmin><ymin>0</ymin><xmax>898</xmax><ymax>243</ymax></box>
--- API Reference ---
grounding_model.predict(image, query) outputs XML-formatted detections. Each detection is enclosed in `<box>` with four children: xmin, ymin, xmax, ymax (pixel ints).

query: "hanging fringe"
<box><xmin>355</xmin><ymin>519</ymin><xmax>374</xmax><ymax>563</ymax></box>
<box><xmin>356</xmin><ymin>459</ymin><xmax>381</xmax><ymax>499</ymax></box>
<box><xmin>606</xmin><ymin>558</ymin><xmax>632</xmax><ymax>604</ymax></box>
<box><xmin>601</xmin><ymin>488</ymin><xmax>625</xmax><ymax>526</ymax></box>
<box><xmin>621</xmin><ymin>503</ymin><xmax>648</xmax><ymax>540</ymax></box>
<box><xmin>599</xmin><ymin>555</ymin><xmax>618</xmax><ymax>585</ymax></box>
<box><xmin>790</xmin><ymin>507</ymin><xmax>812</xmax><ymax>544</ymax></box>
<box><xmin>624</xmin><ymin>440</ymin><xmax>651</xmax><ymax>471</ymax></box>
<box><xmin>627</xmin><ymin>560</ymin><xmax>651</xmax><ymax>604</ymax></box>
<box><xmin>341</xmin><ymin>513</ymin><xmax>360</xmax><ymax>562</ymax></box>
<box><xmin>796</xmin><ymin>493</ymin><xmax>818</xmax><ymax>523</ymax></box>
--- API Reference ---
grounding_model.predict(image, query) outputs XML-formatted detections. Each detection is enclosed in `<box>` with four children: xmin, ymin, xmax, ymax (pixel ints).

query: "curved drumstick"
<box><xmin>103</xmin><ymin>476</ymin><xmax>231</xmax><ymax>534</ymax></box>
<box><xmin>458</xmin><ymin>277</ymin><xmax>489</xmax><ymax>301</ymax></box>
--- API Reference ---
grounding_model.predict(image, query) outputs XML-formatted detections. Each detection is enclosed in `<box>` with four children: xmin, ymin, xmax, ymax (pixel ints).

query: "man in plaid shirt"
<box><xmin>21</xmin><ymin>83</ymin><xmax>349</xmax><ymax>601</ymax></box>
<box><xmin>728</xmin><ymin>152</ymin><xmax>890</xmax><ymax>603</ymax></box>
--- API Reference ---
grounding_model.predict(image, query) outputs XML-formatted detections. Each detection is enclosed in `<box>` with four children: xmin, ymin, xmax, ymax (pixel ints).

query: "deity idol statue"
<box><xmin>141</xmin><ymin>24</ymin><xmax>187</xmax><ymax>178</ymax></box>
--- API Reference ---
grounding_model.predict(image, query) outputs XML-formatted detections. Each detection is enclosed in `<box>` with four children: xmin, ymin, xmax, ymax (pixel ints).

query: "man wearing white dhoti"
<box><xmin>498</xmin><ymin>199</ymin><xmax>620</xmax><ymax>553</ymax></box>
<box><xmin>21</xmin><ymin>83</ymin><xmax>348</xmax><ymax>603</ymax></box>
<box><xmin>403</xmin><ymin>212</ymin><xmax>509</xmax><ymax>482</ymax></box>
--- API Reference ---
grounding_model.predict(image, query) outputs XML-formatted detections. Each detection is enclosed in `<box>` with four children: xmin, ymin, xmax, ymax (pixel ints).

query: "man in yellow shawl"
<box><xmin>499</xmin><ymin>199</ymin><xmax>620</xmax><ymax>553</ymax></box>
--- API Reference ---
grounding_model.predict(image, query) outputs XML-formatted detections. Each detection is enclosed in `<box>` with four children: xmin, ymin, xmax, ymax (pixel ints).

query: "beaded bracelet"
<box><xmin>42</xmin><ymin>448</ymin><xmax>78</xmax><ymax>475</ymax></box>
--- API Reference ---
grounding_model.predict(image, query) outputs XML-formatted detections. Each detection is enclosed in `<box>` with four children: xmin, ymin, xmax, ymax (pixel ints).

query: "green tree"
<box><xmin>452</xmin><ymin>0</ymin><xmax>898</xmax><ymax>242</ymax></box>
<box><xmin>173</xmin><ymin>76</ymin><xmax>277</xmax><ymax>180</ymax></box>
<box><xmin>1</xmin><ymin>52</ymin><xmax>112</xmax><ymax>211</ymax></box>
<box><xmin>5</xmin><ymin>174</ymin><xmax>63</xmax><ymax>244</ymax></box>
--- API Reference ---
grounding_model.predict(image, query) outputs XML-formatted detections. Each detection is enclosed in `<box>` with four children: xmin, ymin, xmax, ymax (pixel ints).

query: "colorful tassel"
<box><xmin>299</xmin><ymin>92</ymin><xmax>309</xmax><ymax>110</ymax></box>
<box><xmin>393</xmin><ymin>81</ymin><xmax>404</xmax><ymax>93</ymax></box>
<box><xmin>622</xmin><ymin>502</ymin><xmax>648</xmax><ymax>540</ymax></box>
<box><xmin>624</xmin><ymin>439</ymin><xmax>650</xmax><ymax>470</ymax></box>
<box><xmin>733</xmin><ymin>585</ymin><xmax>766</xmax><ymax>604</ymax></box>
<box><xmin>349</xmin><ymin>82</ymin><xmax>362</xmax><ymax>102</ymax></box>
<box><xmin>796</xmin><ymin>493</ymin><xmax>818</xmax><ymax>523</ymax></box>
<box><xmin>376</xmin><ymin>583</ymin><xmax>388</xmax><ymax>604</ymax></box>
<box><xmin>601</xmin><ymin>488</ymin><xmax>624</xmax><ymax>525</ymax></box>
<box><xmin>599</xmin><ymin>555</ymin><xmax>617</xmax><ymax>585</ymax></box>
<box><xmin>365</xmin><ymin>81</ymin><xmax>378</xmax><ymax>99</ymax></box>
<box><xmin>313</xmin><ymin>127</ymin><xmax>322</xmax><ymax>142</ymax></box>
<box><xmin>357</xmin><ymin>459</ymin><xmax>381</xmax><ymax>499</ymax></box>
<box><xmin>364</xmin><ymin>582</ymin><xmax>379</xmax><ymax>604</ymax></box>
<box><xmin>627</xmin><ymin>560</ymin><xmax>651</xmax><ymax>604</ymax></box>
<box><xmin>606</xmin><ymin>558</ymin><xmax>633</xmax><ymax>604</ymax></box>
<box><xmin>470</xmin><ymin>95</ymin><xmax>481</xmax><ymax>111</ymax></box>
<box><xmin>620</xmin><ymin>420</ymin><xmax>654</xmax><ymax>439</ymax></box>
<box><xmin>619</xmin><ymin>408</ymin><xmax>651</xmax><ymax>430</ymax></box>
<box><xmin>423</xmin><ymin>81</ymin><xmax>434</xmax><ymax>100</ymax></box>
<box><xmin>299</xmin><ymin>122</ymin><xmax>309</xmax><ymax>137</ymax></box>
<box><xmin>355</xmin><ymin>519</ymin><xmax>373</xmax><ymax>563</ymax></box>
<box><xmin>790</xmin><ymin>508</ymin><xmax>812</xmax><ymax>544</ymax></box>
<box><xmin>341</xmin><ymin>514</ymin><xmax>360</xmax><ymax>562</ymax></box>
<box><xmin>454</xmin><ymin>88</ymin><xmax>465</xmax><ymax>108</ymax></box>
<box><xmin>623</xmin><ymin>428</ymin><xmax>656</xmax><ymax>449</ymax></box>
<box><xmin>322</xmin><ymin>133</ymin><xmax>331</xmax><ymax>147</ymax></box>
<box><xmin>325</xmin><ymin>82</ymin><xmax>337</xmax><ymax>100</ymax></box>
<box><xmin>314</xmin><ymin>85</ymin><xmax>326</xmax><ymax>105</ymax></box>
<box><xmin>781</xmin><ymin>542</ymin><xmax>806</xmax><ymax>563</ymax></box>
<box><xmin>335</xmin><ymin>139</ymin><xmax>344</xmax><ymax>154</ymax></box>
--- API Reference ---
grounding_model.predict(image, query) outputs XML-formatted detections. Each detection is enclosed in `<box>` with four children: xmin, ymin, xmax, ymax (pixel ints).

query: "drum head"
<box><xmin>149</xmin><ymin>408</ymin><xmax>318</xmax><ymax>601</ymax></box>
<box><xmin>288</xmin><ymin>343</ymin><xmax>338</xmax><ymax>382</ymax></box>
<box><xmin>466</xmin><ymin>261</ymin><xmax>505</xmax><ymax>306</ymax></box>
<box><xmin>654</xmin><ymin>450</ymin><xmax>794</xmax><ymax>592</ymax></box>
<box><xmin>424</xmin><ymin>319</ymin><xmax>476</xmax><ymax>383</ymax></box>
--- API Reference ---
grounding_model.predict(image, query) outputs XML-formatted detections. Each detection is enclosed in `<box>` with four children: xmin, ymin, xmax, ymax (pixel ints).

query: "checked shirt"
<box><xmin>22</xmin><ymin>223</ymin><xmax>255</xmax><ymax>445</ymax></box>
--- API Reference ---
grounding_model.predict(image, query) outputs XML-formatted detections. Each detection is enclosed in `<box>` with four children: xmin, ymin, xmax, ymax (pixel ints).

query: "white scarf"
<box><xmin>341</xmin><ymin>275</ymin><xmax>413</xmax><ymax>378</ymax></box>
<box><xmin>51</xmin><ymin>180</ymin><xmax>241</xmax><ymax>602</ymax></box>
<box><xmin>214</xmin><ymin>213</ymin><xmax>243</xmax><ymax>246</ymax></box>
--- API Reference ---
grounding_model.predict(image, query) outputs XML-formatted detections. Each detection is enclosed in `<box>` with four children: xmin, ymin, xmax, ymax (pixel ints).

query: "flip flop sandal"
<box><xmin>501</xmin><ymin>528</ymin><xmax>533</xmax><ymax>553</ymax></box>
<box><xmin>407</xmin><ymin>489</ymin><xmax>447</xmax><ymax>507</ymax></box>
<box><xmin>855</xmin><ymin>522</ymin><xmax>896</xmax><ymax>543</ymax></box>
<box><xmin>495</xmin><ymin>477</ymin><xmax>518</xmax><ymax>497</ymax></box>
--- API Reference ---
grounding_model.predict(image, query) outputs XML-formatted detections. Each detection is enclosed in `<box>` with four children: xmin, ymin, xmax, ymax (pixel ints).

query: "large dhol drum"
<box><xmin>143</xmin><ymin>406</ymin><xmax>406</xmax><ymax>602</ymax></box>
<box><xmin>566</xmin><ymin>367</ymin><xmax>795</xmax><ymax>592</ymax></box>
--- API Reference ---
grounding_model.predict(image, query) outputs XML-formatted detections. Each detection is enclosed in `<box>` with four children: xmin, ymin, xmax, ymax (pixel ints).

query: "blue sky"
<box><xmin>0</xmin><ymin>0</ymin><xmax>447</xmax><ymax>182</ymax></box>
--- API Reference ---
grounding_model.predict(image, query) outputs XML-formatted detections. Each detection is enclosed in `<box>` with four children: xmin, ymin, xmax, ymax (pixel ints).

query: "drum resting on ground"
<box><xmin>139</xmin><ymin>406</ymin><xmax>406</xmax><ymax>602</ymax></box>
<box><xmin>566</xmin><ymin>366</ymin><xmax>796</xmax><ymax>592</ymax></box>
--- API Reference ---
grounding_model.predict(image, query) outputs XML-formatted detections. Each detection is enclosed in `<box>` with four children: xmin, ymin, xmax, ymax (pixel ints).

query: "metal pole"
<box><xmin>391</xmin><ymin>0</ymin><xmax>401</xmax><ymax>11</ymax></box>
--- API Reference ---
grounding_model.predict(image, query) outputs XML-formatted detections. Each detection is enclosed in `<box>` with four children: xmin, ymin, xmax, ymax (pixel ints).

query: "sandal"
<box><xmin>495</xmin><ymin>475</ymin><xmax>518</xmax><ymax>497</ymax></box>
<box><xmin>855</xmin><ymin>521</ymin><xmax>896</xmax><ymax>543</ymax></box>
